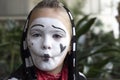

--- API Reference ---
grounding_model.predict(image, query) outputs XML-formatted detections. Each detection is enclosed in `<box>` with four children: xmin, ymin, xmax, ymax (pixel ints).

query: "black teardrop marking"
<box><xmin>60</xmin><ymin>43</ymin><xmax>66</xmax><ymax>53</ymax></box>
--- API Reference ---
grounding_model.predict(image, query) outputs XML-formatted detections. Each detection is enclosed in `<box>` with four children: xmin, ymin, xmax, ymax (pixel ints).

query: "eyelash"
<box><xmin>53</xmin><ymin>34</ymin><xmax>62</xmax><ymax>39</ymax></box>
<box><xmin>31</xmin><ymin>33</ymin><xmax>63</xmax><ymax>39</ymax></box>
<box><xmin>32</xmin><ymin>33</ymin><xmax>42</xmax><ymax>37</ymax></box>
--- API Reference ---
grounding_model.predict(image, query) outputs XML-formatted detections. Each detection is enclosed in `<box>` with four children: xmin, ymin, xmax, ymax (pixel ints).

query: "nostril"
<box><xmin>43</xmin><ymin>46</ymin><xmax>46</xmax><ymax>49</ymax></box>
<box><xmin>42</xmin><ymin>46</ymin><xmax>51</xmax><ymax>49</ymax></box>
<box><xmin>48</xmin><ymin>46</ymin><xmax>51</xmax><ymax>49</ymax></box>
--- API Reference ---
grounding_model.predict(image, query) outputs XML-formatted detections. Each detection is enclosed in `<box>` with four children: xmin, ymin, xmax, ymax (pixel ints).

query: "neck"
<box><xmin>36</xmin><ymin>64</ymin><xmax>68</xmax><ymax>80</ymax></box>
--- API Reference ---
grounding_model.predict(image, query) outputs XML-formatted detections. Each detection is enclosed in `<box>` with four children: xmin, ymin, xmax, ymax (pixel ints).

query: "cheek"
<box><xmin>59</xmin><ymin>37</ymin><xmax>71</xmax><ymax>52</ymax></box>
<box><xmin>27</xmin><ymin>39</ymin><xmax>34</xmax><ymax>48</ymax></box>
<box><xmin>60</xmin><ymin>43</ymin><xmax>66</xmax><ymax>53</ymax></box>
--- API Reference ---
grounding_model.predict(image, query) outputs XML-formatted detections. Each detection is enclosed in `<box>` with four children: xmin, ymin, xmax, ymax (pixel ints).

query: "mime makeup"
<box><xmin>43</xmin><ymin>54</ymin><xmax>50</xmax><ymax>61</ymax></box>
<box><xmin>27</xmin><ymin>18</ymin><xmax>71</xmax><ymax>71</ymax></box>
<box><xmin>60</xmin><ymin>43</ymin><xmax>66</xmax><ymax>53</ymax></box>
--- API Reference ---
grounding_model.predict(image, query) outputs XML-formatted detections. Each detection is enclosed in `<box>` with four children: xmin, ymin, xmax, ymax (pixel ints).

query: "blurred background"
<box><xmin>0</xmin><ymin>0</ymin><xmax>120</xmax><ymax>80</ymax></box>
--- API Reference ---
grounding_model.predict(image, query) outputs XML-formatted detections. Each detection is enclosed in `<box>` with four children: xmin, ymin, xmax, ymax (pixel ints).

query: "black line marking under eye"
<box><xmin>52</xmin><ymin>25</ymin><xmax>66</xmax><ymax>33</ymax></box>
<box><xmin>31</xmin><ymin>24</ymin><xmax>44</xmax><ymax>29</ymax></box>
<box><xmin>60</xmin><ymin>43</ymin><xmax>66</xmax><ymax>53</ymax></box>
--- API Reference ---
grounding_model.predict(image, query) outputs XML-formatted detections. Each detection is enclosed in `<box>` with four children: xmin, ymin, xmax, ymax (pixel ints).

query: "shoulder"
<box><xmin>8</xmin><ymin>77</ymin><xmax>19</xmax><ymax>80</ymax></box>
<box><xmin>8</xmin><ymin>64</ymin><xmax>26</xmax><ymax>80</ymax></box>
<box><xmin>77</xmin><ymin>72</ymin><xmax>87</xmax><ymax>80</ymax></box>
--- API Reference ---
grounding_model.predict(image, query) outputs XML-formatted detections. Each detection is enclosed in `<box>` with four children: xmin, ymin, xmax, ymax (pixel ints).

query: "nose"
<box><xmin>42</xmin><ymin>45</ymin><xmax>51</xmax><ymax>49</ymax></box>
<box><xmin>41</xmin><ymin>36</ymin><xmax>52</xmax><ymax>50</ymax></box>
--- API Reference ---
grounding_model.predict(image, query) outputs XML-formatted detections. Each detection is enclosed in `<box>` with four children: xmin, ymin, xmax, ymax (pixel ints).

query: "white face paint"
<box><xmin>27</xmin><ymin>18</ymin><xmax>71</xmax><ymax>72</ymax></box>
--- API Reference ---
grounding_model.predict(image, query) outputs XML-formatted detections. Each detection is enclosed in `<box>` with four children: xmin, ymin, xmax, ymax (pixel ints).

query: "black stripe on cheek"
<box><xmin>60</xmin><ymin>43</ymin><xmax>66</xmax><ymax>53</ymax></box>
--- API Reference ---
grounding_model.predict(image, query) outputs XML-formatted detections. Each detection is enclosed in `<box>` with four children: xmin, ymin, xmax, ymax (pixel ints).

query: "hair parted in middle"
<box><xmin>35</xmin><ymin>0</ymin><xmax>61</xmax><ymax>8</ymax></box>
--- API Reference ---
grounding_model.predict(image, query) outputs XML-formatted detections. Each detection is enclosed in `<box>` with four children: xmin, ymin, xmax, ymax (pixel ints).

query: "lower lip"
<box><xmin>43</xmin><ymin>57</ymin><xmax>50</xmax><ymax>62</ymax></box>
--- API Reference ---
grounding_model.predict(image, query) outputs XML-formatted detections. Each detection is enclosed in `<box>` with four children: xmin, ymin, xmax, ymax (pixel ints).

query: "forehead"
<box><xmin>30</xmin><ymin>18</ymin><xmax>67</xmax><ymax>31</ymax></box>
<box><xmin>29</xmin><ymin>8</ymin><xmax>68</xmax><ymax>25</ymax></box>
<box><xmin>29</xmin><ymin>8</ymin><xmax>72</xmax><ymax>36</ymax></box>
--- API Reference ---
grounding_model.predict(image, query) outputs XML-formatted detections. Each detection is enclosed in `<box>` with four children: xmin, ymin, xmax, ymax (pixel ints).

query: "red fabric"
<box><xmin>36</xmin><ymin>65</ymin><xmax>68</xmax><ymax>80</ymax></box>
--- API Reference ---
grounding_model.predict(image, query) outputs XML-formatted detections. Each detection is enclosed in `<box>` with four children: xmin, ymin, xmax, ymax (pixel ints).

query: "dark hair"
<box><xmin>28</xmin><ymin>0</ymin><xmax>68</xmax><ymax>25</ymax></box>
<box><xmin>35</xmin><ymin>0</ymin><xmax>61</xmax><ymax>8</ymax></box>
<box><xmin>20</xmin><ymin>0</ymin><xmax>77</xmax><ymax>80</ymax></box>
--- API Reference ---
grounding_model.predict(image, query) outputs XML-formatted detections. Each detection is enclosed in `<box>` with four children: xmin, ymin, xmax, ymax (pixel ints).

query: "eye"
<box><xmin>53</xmin><ymin>34</ymin><xmax>62</xmax><ymax>39</ymax></box>
<box><xmin>32</xmin><ymin>33</ymin><xmax>41</xmax><ymax>37</ymax></box>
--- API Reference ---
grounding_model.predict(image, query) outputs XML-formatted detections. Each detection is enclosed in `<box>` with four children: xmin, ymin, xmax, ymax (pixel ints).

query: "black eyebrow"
<box><xmin>52</xmin><ymin>25</ymin><xmax>66</xmax><ymax>33</ymax></box>
<box><xmin>31</xmin><ymin>24</ymin><xmax>44</xmax><ymax>29</ymax></box>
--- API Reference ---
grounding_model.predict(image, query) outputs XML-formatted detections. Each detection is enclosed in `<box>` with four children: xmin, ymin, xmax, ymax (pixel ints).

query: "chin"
<box><xmin>33</xmin><ymin>55</ymin><xmax>64</xmax><ymax>72</ymax></box>
<box><xmin>34</xmin><ymin>60</ymin><xmax>57</xmax><ymax>71</ymax></box>
<box><xmin>36</xmin><ymin>64</ymin><xmax>57</xmax><ymax>72</ymax></box>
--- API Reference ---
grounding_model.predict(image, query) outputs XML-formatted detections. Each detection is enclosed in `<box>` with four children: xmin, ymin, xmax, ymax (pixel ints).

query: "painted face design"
<box><xmin>27</xmin><ymin>18</ymin><xmax>71</xmax><ymax>71</ymax></box>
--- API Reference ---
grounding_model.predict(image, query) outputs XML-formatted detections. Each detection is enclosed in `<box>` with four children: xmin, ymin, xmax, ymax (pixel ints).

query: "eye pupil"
<box><xmin>32</xmin><ymin>34</ymin><xmax>41</xmax><ymax>37</ymax></box>
<box><xmin>53</xmin><ymin>34</ymin><xmax>61</xmax><ymax>38</ymax></box>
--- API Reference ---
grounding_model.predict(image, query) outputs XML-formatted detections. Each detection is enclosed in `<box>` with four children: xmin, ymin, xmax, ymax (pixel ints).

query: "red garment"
<box><xmin>36</xmin><ymin>65</ymin><xmax>68</xmax><ymax>80</ymax></box>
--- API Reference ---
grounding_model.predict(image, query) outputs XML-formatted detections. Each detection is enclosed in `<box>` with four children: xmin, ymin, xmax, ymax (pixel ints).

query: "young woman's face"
<box><xmin>27</xmin><ymin>8</ymin><xmax>71</xmax><ymax>73</ymax></box>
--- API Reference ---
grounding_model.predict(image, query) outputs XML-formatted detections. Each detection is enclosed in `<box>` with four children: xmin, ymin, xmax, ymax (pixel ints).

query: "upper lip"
<box><xmin>43</xmin><ymin>54</ymin><xmax>50</xmax><ymax>58</ymax></box>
